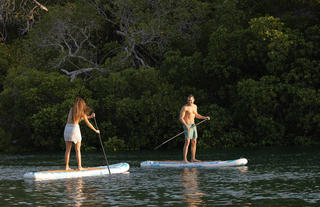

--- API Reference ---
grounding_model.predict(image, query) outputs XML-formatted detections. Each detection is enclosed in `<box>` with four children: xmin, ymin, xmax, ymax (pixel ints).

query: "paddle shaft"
<box><xmin>154</xmin><ymin>119</ymin><xmax>208</xmax><ymax>150</ymax></box>
<box><xmin>93</xmin><ymin>116</ymin><xmax>111</xmax><ymax>175</ymax></box>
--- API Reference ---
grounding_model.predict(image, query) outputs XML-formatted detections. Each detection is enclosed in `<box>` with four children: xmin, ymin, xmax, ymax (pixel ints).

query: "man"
<box><xmin>179</xmin><ymin>95</ymin><xmax>210</xmax><ymax>163</ymax></box>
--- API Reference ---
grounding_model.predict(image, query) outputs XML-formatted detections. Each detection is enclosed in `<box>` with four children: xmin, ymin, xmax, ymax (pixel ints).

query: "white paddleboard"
<box><xmin>140</xmin><ymin>158</ymin><xmax>248</xmax><ymax>168</ymax></box>
<box><xmin>24</xmin><ymin>162</ymin><xmax>129</xmax><ymax>181</ymax></box>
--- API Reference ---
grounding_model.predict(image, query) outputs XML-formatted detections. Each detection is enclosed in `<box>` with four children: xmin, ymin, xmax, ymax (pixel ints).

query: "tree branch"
<box><xmin>32</xmin><ymin>0</ymin><xmax>48</xmax><ymax>11</ymax></box>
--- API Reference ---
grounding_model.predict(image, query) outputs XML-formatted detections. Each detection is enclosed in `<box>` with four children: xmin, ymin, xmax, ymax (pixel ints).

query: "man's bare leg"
<box><xmin>183</xmin><ymin>139</ymin><xmax>190</xmax><ymax>163</ymax></box>
<box><xmin>65</xmin><ymin>141</ymin><xmax>73</xmax><ymax>170</ymax></box>
<box><xmin>190</xmin><ymin>138</ymin><xmax>200</xmax><ymax>162</ymax></box>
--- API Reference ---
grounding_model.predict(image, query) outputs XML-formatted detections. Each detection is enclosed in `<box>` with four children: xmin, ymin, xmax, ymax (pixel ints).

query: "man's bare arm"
<box><xmin>195</xmin><ymin>113</ymin><xmax>210</xmax><ymax>120</ymax></box>
<box><xmin>194</xmin><ymin>106</ymin><xmax>210</xmax><ymax>120</ymax></box>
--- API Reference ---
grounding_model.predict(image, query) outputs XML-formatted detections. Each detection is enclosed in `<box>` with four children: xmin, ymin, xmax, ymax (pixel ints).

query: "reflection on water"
<box><xmin>1</xmin><ymin>147</ymin><xmax>320</xmax><ymax>206</ymax></box>
<box><xmin>181</xmin><ymin>168</ymin><xmax>206</xmax><ymax>207</ymax></box>
<box><xmin>237</xmin><ymin>166</ymin><xmax>248</xmax><ymax>174</ymax></box>
<box><xmin>180</xmin><ymin>166</ymin><xmax>248</xmax><ymax>207</ymax></box>
<box><xmin>27</xmin><ymin>172</ymin><xmax>131</xmax><ymax>206</ymax></box>
<box><xmin>25</xmin><ymin>177</ymin><xmax>100</xmax><ymax>206</ymax></box>
<box><xmin>65</xmin><ymin>178</ymin><xmax>85</xmax><ymax>207</ymax></box>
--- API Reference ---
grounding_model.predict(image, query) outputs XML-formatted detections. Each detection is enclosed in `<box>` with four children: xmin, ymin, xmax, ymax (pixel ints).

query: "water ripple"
<box><xmin>0</xmin><ymin>148</ymin><xmax>320</xmax><ymax>206</ymax></box>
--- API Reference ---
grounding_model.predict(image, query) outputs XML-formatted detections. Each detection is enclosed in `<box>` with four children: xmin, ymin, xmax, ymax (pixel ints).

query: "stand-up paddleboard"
<box><xmin>24</xmin><ymin>162</ymin><xmax>129</xmax><ymax>181</ymax></box>
<box><xmin>140</xmin><ymin>158</ymin><xmax>248</xmax><ymax>168</ymax></box>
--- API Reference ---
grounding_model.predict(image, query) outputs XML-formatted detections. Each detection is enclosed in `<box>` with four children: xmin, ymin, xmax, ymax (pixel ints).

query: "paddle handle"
<box><xmin>154</xmin><ymin>119</ymin><xmax>208</xmax><ymax>150</ymax></box>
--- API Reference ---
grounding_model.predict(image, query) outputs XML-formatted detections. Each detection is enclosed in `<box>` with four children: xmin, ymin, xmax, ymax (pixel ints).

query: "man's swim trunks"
<box><xmin>183</xmin><ymin>124</ymin><xmax>198</xmax><ymax>139</ymax></box>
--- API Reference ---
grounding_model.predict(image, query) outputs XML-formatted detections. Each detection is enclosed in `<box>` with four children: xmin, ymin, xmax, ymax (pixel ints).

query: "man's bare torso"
<box><xmin>182</xmin><ymin>104</ymin><xmax>197</xmax><ymax>124</ymax></box>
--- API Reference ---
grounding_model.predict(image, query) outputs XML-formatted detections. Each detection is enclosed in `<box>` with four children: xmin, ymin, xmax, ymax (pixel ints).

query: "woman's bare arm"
<box><xmin>83</xmin><ymin>115</ymin><xmax>100</xmax><ymax>133</ymax></box>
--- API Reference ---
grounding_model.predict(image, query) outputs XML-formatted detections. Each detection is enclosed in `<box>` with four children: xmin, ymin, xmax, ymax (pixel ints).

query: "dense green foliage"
<box><xmin>0</xmin><ymin>0</ymin><xmax>319</xmax><ymax>153</ymax></box>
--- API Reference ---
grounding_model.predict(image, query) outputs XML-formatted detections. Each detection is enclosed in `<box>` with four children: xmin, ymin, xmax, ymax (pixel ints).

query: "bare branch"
<box><xmin>0</xmin><ymin>0</ymin><xmax>49</xmax><ymax>41</ymax></box>
<box><xmin>32</xmin><ymin>0</ymin><xmax>48</xmax><ymax>11</ymax></box>
<box><xmin>61</xmin><ymin>67</ymin><xmax>108</xmax><ymax>81</ymax></box>
<box><xmin>88</xmin><ymin>0</ymin><xmax>117</xmax><ymax>25</ymax></box>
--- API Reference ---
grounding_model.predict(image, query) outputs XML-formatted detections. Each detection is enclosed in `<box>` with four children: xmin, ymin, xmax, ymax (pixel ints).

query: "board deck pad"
<box><xmin>147</xmin><ymin>160</ymin><xmax>221</xmax><ymax>163</ymax></box>
<box><xmin>39</xmin><ymin>167</ymin><xmax>105</xmax><ymax>173</ymax></box>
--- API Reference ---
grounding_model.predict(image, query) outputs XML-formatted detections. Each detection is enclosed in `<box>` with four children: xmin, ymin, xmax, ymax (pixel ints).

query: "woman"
<box><xmin>64</xmin><ymin>98</ymin><xmax>100</xmax><ymax>170</ymax></box>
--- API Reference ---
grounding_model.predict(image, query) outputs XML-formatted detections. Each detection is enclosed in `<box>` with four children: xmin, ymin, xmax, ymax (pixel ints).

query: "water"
<box><xmin>0</xmin><ymin>147</ymin><xmax>319</xmax><ymax>206</ymax></box>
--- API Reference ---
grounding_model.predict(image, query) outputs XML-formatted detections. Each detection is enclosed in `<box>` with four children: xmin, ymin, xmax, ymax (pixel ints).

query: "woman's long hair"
<box><xmin>72</xmin><ymin>98</ymin><xmax>92</xmax><ymax>123</ymax></box>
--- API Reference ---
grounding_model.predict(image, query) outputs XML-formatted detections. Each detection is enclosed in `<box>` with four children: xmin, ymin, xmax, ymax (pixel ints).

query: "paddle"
<box><xmin>93</xmin><ymin>116</ymin><xmax>111</xmax><ymax>175</ymax></box>
<box><xmin>154</xmin><ymin>119</ymin><xmax>208</xmax><ymax>150</ymax></box>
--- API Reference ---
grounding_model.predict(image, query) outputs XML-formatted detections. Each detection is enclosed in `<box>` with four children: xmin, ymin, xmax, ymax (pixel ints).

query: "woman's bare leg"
<box><xmin>65</xmin><ymin>141</ymin><xmax>73</xmax><ymax>170</ymax></box>
<box><xmin>75</xmin><ymin>142</ymin><xmax>83</xmax><ymax>170</ymax></box>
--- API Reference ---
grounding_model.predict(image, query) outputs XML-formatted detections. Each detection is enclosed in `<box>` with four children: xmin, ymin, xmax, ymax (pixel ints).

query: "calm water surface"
<box><xmin>0</xmin><ymin>147</ymin><xmax>319</xmax><ymax>206</ymax></box>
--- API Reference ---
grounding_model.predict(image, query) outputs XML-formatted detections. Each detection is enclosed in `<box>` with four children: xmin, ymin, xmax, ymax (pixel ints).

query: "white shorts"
<box><xmin>64</xmin><ymin>124</ymin><xmax>82</xmax><ymax>144</ymax></box>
